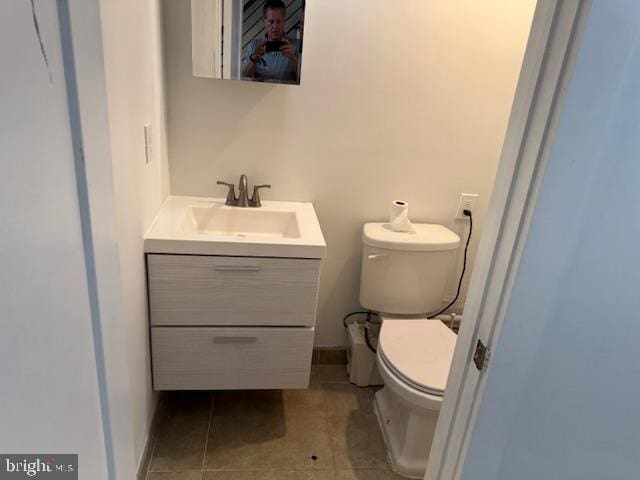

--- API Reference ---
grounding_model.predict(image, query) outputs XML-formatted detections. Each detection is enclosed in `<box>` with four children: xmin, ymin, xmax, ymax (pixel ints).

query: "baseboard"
<box><xmin>313</xmin><ymin>347</ymin><xmax>348</xmax><ymax>365</ymax></box>
<box><xmin>136</xmin><ymin>392</ymin><xmax>167</xmax><ymax>480</ymax></box>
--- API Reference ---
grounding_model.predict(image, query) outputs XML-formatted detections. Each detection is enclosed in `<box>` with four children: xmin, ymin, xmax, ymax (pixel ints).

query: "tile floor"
<box><xmin>145</xmin><ymin>365</ymin><xmax>404</xmax><ymax>480</ymax></box>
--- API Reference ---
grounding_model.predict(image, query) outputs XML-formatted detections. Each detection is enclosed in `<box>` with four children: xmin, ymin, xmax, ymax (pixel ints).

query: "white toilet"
<box><xmin>359</xmin><ymin>222</ymin><xmax>461</xmax><ymax>479</ymax></box>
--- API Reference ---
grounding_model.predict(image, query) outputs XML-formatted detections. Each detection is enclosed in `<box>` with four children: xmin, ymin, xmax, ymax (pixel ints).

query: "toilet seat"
<box><xmin>379</xmin><ymin>348</ymin><xmax>445</xmax><ymax>398</ymax></box>
<box><xmin>378</xmin><ymin>318</ymin><xmax>457</xmax><ymax>397</ymax></box>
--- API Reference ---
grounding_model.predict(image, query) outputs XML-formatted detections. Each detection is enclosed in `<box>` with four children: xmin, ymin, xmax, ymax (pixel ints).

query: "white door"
<box><xmin>0</xmin><ymin>2</ymin><xmax>110</xmax><ymax>477</ymax></box>
<box><xmin>428</xmin><ymin>1</ymin><xmax>640</xmax><ymax>478</ymax></box>
<box><xmin>1</xmin><ymin>2</ymin><xmax>135</xmax><ymax>478</ymax></box>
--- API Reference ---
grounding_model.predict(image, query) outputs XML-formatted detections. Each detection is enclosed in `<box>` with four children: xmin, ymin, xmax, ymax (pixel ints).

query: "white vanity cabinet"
<box><xmin>144</xmin><ymin>196</ymin><xmax>326</xmax><ymax>391</ymax></box>
<box><xmin>147</xmin><ymin>254</ymin><xmax>320</xmax><ymax>327</ymax></box>
<box><xmin>147</xmin><ymin>253</ymin><xmax>321</xmax><ymax>390</ymax></box>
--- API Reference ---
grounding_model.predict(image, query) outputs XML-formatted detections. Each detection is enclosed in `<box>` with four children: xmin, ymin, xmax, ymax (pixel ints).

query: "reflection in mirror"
<box><xmin>192</xmin><ymin>0</ymin><xmax>305</xmax><ymax>85</ymax></box>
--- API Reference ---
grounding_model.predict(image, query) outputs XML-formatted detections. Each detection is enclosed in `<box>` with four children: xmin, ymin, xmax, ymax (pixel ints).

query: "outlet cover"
<box><xmin>456</xmin><ymin>193</ymin><xmax>478</xmax><ymax>219</ymax></box>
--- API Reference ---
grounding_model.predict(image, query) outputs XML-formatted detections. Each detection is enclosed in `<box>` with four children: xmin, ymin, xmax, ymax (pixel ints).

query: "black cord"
<box><xmin>342</xmin><ymin>311</ymin><xmax>379</xmax><ymax>353</ymax></box>
<box><xmin>342</xmin><ymin>311</ymin><xmax>371</xmax><ymax>328</ymax></box>
<box><xmin>427</xmin><ymin>209</ymin><xmax>473</xmax><ymax>319</ymax></box>
<box><xmin>363</xmin><ymin>318</ymin><xmax>378</xmax><ymax>354</ymax></box>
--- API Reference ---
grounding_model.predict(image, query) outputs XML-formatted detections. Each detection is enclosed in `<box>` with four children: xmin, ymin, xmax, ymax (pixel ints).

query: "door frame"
<box><xmin>57</xmin><ymin>0</ymin><xmax>591</xmax><ymax>478</ymax></box>
<box><xmin>58</xmin><ymin>1</ymin><xmax>138</xmax><ymax>478</ymax></box>
<box><xmin>425</xmin><ymin>1</ymin><xmax>591</xmax><ymax>479</ymax></box>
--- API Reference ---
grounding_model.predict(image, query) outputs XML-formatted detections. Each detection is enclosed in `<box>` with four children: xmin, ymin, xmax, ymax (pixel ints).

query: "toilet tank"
<box><xmin>359</xmin><ymin>223</ymin><xmax>461</xmax><ymax>314</ymax></box>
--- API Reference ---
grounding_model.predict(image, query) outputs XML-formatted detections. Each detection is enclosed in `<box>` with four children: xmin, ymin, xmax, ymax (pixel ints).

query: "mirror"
<box><xmin>192</xmin><ymin>0</ymin><xmax>306</xmax><ymax>85</ymax></box>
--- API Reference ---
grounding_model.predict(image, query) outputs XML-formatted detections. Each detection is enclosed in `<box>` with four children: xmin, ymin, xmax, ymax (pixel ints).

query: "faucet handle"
<box><xmin>250</xmin><ymin>184</ymin><xmax>271</xmax><ymax>207</ymax></box>
<box><xmin>217</xmin><ymin>181</ymin><xmax>237</xmax><ymax>205</ymax></box>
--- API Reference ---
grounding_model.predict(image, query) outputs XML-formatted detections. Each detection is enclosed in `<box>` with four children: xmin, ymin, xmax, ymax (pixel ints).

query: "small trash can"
<box><xmin>346</xmin><ymin>322</ymin><xmax>384</xmax><ymax>387</ymax></box>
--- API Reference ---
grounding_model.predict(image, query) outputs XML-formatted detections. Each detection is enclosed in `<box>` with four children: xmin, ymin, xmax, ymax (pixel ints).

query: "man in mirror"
<box><xmin>242</xmin><ymin>0</ymin><xmax>301</xmax><ymax>84</ymax></box>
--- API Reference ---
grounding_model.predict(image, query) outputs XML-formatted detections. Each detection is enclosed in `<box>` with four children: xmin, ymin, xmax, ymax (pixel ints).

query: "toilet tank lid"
<box><xmin>363</xmin><ymin>223</ymin><xmax>460</xmax><ymax>252</ymax></box>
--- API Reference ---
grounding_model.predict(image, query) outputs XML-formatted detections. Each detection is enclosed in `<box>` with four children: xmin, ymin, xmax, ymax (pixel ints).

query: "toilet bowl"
<box><xmin>373</xmin><ymin>316</ymin><xmax>456</xmax><ymax>478</ymax></box>
<box><xmin>358</xmin><ymin>222</ymin><xmax>461</xmax><ymax>478</ymax></box>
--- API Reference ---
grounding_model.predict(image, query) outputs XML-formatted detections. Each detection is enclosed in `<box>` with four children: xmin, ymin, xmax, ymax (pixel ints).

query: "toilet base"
<box><xmin>374</xmin><ymin>386</ymin><xmax>440</xmax><ymax>479</ymax></box>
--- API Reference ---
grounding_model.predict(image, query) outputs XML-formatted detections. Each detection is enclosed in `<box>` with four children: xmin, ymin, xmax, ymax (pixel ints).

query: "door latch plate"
<box><xmin>473</xmin><ymin>339</ymin><xmax>489</xmax><ymax>371</ymax></box>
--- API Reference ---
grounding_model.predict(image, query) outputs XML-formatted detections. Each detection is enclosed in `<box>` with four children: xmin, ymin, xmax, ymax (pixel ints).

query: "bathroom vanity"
<box><xmin>144</xmin><ymin>195</ymin><xmax>326</xmax><ymax>390</ymax></box>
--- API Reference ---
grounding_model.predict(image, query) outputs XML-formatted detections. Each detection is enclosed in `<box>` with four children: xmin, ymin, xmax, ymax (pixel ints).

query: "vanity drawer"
<box><xmin>151</xmin><ymin>326</ymin><xmax>313</xmax><ymax>390</ymax></box>
<box><xmin>147</xmin><ymin>254</ymin><xmax>321</xmax><ymax>327</ymax></box>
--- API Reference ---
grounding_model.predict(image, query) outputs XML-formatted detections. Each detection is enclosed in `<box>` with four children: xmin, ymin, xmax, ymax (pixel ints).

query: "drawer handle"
<box><xmin>214</xmin><ymin>266</ymin><xmax>261</xmax><ymax>272</ymax></box>
<box><xmin>213</xmin><ymin>336</ymin><xmax>257</xmax><ymax>344</ymax></box>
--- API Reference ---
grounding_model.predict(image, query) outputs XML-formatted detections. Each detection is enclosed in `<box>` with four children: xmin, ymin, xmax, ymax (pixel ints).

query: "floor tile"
<box><xmin>323</xmin><ymin>384</ymin><xmax>389</xmax><ymax>470</ymax></box>
<box><xmin>204</xmin><ymin>470</ymin><xmax>335</xmax><ymax>480</ymax></box>
<box><xmin>148</xmin><ymin>381</ymin><xmax>397</xmax><ymax>479</ymax></box>
<box><xmin>310</xmin><ymin>365</ymin><xmax>350</xmax><ymax>384</ymax></box>
<box><xmin>203</xmin><ymin>472</ymin><xmax>253</xmax><ymax>480</ymax></box>
<box><xmin>316</xmin><ymin>349</ymin><xmax>348</xmax><ymax>365</ymax></box>
<box><xmin>322</xmin><ymin>382</ymin><xmax>377</xmax><ymax>414</ymax></box>
<box><xmin>147</xmin><ymin>472</ymin><xmax>203</xmax><ymax>480</ymax></box>
<box><xmin>211</xmin><ymin>388</ymin><xmax>324</xmax><ymax>420</ymax></box>
<box><xmin>149</xmin><ymin>392</ymin><xmax>213</xmax><ymax>472</ymax></box>
<box><xmin>327</xmin><ymin>412</ymin><xmax>390</xmax><ymax>470</ymax></box>
<box><xmin>204</xmin><ymin>412</ymin><xmax>334</xmax><ymax>471</ymax></box>
<box><xmin>336</xmin><ymin>469</ymin><xmax>405</xmax><ymax>480</ymax></box>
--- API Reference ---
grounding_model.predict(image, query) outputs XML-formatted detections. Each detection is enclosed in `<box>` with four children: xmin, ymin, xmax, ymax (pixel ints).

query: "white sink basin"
<box><xmin>144</xmin><ymin>196</ymin><xmax>326</xmax><ymax>258</ymax></box>
<box><xmin>184</xmin><ymin>204</ymin><xmax>301</xmax><ymax>238</ymax></box>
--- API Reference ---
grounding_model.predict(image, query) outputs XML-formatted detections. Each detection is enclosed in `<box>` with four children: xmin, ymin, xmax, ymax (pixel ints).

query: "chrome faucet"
<box><xmin>217</xmin><ymin>174</ymin><xmax>271</xmax><ymax>207</ymax></box>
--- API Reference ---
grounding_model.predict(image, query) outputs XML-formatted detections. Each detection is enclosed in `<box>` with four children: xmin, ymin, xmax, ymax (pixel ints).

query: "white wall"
<box><xmin>1</xmin><ymin>2</ymin><xmax>110</xmax><ymax>477</ymax></box>
<box><xmin>461</xmin><ymin>2</ymin><xmax>640</xmax><ymax>479</ymax></box>
<box><xmin>100</xmin><ymin>0</ymin><xmax>170</xmax><ymax>468</ymax></box>
<box><xmin>162</xmin><ymin>0</ymin><xmax>535</xmax><ymax>346</ymax></box>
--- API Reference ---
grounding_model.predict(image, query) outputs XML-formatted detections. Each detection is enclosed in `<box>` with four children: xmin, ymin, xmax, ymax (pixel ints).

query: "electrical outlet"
<box><xmin>456</xmin><ymin>193</ymin><xmax>478</xmax><ymax>219</ymax></box>
<box><xmin>144</xmin><ymin>123</ymin><xmax>153</xmax><ymax>164</ymax></box>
